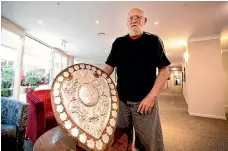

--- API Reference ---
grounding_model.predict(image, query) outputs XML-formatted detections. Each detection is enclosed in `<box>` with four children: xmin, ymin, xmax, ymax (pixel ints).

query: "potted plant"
<box><xmin>23</xmin><ymin>71</ymin><xmax>42</xmax><ymax>92</ymax></box>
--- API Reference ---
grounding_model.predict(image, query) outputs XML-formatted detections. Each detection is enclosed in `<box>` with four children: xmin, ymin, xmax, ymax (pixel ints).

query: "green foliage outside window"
<box><xmin>1</xmin><ymin>66</ymin><xmax>14</xmax><ymax>97</ymax></box>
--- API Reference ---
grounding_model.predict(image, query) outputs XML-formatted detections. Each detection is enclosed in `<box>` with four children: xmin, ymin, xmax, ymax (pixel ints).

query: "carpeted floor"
<box><xmin>159</xmin><ymin>86</ymin><xmax>228</xmax><ymax>151</ymax></box>
<box><xmin>24</xmin><ymin>85</ymin><xmax>228</xmax><ymax>151</ymax></box>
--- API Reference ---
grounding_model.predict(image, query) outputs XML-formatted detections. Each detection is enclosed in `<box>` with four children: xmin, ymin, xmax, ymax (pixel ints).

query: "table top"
<box><xmin>33</xmin><ymin>126</ymin><xmax>128</xmax><ymax>151</ymax></box>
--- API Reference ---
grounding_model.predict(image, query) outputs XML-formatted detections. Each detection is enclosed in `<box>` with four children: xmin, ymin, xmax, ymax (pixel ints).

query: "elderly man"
<box><xmin>104</xmin><ymin>8</ymin><xmax>170</xmax><ymax>151</ymax></box>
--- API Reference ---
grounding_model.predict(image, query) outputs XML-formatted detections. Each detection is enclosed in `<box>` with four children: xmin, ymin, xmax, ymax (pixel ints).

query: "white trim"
<box><xmin>188</xmin><ymin>110</ymin><xmax>226</xmax><ymax>120</ymax></box>
<box><xmin>13</xmin><ymin>34</ymin><xmax>25</xmax><ymax>100</ymax></box>
<box><xmin>188</xmin><ymin>35</ymin><xmax>220</xmax><ymax>42</ymax></box>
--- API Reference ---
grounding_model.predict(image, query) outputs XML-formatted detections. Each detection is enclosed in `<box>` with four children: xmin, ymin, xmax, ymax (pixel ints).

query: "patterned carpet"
<box><xmin>24</xmin><ymin>86</ymin><xmax>228</xmax><ymax>151</ymax></box>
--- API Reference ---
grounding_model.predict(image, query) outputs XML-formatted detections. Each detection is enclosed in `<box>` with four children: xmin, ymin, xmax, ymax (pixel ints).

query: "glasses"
<box><xmin>127</xmin><ymin>15</ymin><xmax>144</xmax><ymax>22</ymax></box>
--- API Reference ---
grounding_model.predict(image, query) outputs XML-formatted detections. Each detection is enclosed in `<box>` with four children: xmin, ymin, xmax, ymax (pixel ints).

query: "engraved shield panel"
<box><xmin>51</xmin><ymin>63</ymin><xmax>119</xmax><ymax>151</ymax></box>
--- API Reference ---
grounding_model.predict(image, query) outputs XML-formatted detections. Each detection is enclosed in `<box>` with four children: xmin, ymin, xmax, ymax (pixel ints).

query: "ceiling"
<box><xmin>2</xmin><ymin>1</ymin><xmax>228</xmax><ymax>66</ymax></box>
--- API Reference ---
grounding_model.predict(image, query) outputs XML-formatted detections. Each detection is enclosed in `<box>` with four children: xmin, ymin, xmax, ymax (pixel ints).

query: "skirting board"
<box><xmin>188</xmin><ymin>109</ymin><xmax>226</xmax><ymax>120</ymax></box>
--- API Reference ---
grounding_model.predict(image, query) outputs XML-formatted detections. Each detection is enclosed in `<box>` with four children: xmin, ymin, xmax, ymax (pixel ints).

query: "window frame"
<box><xmin>1</xmin><ymin>20</ymin><xmax>70</xmax><ymax>101</ymax></box>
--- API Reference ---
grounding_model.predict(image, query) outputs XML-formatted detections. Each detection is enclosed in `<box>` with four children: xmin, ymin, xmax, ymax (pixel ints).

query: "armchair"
<box><xmin>26</xmin><ymin>90</ymin><xmax>58</xmax><ymax>143</ymax></box>
<box><xmin>1</xmin><ymin>97</ymin><xmax>29</xmax><ymax>151</ymax></box>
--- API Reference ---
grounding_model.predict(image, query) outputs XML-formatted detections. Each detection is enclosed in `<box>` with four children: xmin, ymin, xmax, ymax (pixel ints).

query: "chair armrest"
<box><xmin>1</xmin><ymin>97</ymin><xmax>29</xmax><ymax>151</ymax></box>
<box><xmin>26</xmin><ymin>91</ymin><xmax>46</xmax><ymax>142</ymax></box>
<box><xmin>1</xmin><ymin>97</ymin><xmax>29</xmax><ymax>129</ymax></box>
<box><xmin>26</xmin><ymin>91</ymin><xmax>45</xmax><ymax>114</ymax></box>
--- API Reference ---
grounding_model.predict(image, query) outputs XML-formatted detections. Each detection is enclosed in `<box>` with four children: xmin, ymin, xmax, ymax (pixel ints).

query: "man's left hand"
<box><xmin>137</xmin><ymin>95</ymin><xmax>156</xmax><ymax>115</ymax></box>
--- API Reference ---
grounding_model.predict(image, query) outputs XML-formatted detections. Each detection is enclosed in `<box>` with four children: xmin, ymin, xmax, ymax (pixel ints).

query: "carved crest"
<box><xmin>51</xmin><ymin>63</ymin><xmax>119</xmax><ymax>151</ymax></box>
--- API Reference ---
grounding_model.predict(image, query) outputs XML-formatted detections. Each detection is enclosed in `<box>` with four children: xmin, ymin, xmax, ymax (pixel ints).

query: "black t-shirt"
<box><xmin>105</xmin><ymin>32</ymin><xmax>171</xmax><ymax>102</ymax></box>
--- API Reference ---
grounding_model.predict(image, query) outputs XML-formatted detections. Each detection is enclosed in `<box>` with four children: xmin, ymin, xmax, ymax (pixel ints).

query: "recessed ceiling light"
<box><xmin>155</xmin><ymin>21</ymin><xmax>159</xmax><ymax>25</ymax></box>
<box><xmin>90</xmin><ymin>60</ymin><xmax>93</xmax><ymax>62</ymax></box>
<box><xmin>38</xmin><ymin>20</ymin><xmax>43</xmax><ymax>24</ymax></box>
<box><xmin>96</xmin><ymin>20</ymin><xmax>99</xmax><ymax>24</ymax></box>
<box><xmin>97</xmin><ymin>32</ymin><xmax>105</xmax><ymax>36</ymax></box>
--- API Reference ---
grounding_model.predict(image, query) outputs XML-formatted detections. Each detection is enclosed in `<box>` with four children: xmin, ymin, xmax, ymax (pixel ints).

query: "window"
<box><xmin>20</xmin><ymin>36</ymin><xmax>53</xmax><ymax>101</ymax></box>
<box><xmin>54</xmin><ymin>52</ymin><xmax>61</xmax><ymax>77</ymax></box>
<box><xmin>1</xmin><ymin>28</ymin><xmax>22</xmax><ymax>98</ymax></box>
<box><xmin>1</xmin><ymin>23</ymin><xmax>70</xmax><ymax>101</ymax></box>
<box><xmin>53</xmin><ymin>52</ymin><xmax>67</xmax><ymax>78</ymax></box>
<box><xmin>61</xmin><ymin>56</ymin><xmax>67</xmax><ymax>69</ymax></box>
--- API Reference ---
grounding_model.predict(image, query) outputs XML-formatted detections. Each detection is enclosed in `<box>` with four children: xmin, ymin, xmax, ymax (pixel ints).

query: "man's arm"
<box><xmin>103</xmin><ymin>64</ymin><xmax>114</xmax><ymax>76</ymax></box>
<box><xmin>137</xmin><ymin>66</ymin><xmax>169</xmax><ymax>114</ymax></box>
<box><xmin>147</xmin><ymin>66</ymin><xmax>169</xmax><ymax>99</ymax></box>
<box><xmin>138</xmin><ymin>35</ymin><xmax>171</xmax><ymax>114</ymax></box>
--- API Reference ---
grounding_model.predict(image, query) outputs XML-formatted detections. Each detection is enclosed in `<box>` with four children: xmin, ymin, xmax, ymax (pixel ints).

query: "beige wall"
<box><xmin>187</xmin><ymin>38</ymin><xmax>226</xmax><ymax>119</ymax></box>
<box><xmin>183</xmin><ymin>82</ymin><xmax>187</xmax><ymax>103</ymax></box>
<box><xmin>222</xmin><ymin>51</ymin><xmax>228</xmax><ymax>111</ymax></box>
<box><xmin>182</xmin><ymin>63</ymin><xmax>186</xmax><ymax>98</ymax></box>
<box><xmin>221</xmin><ymin>35</ymin><xmax>228</xmax><ymax>114</ymax></box>
<box><xmin>162</xmin><ymin>81</ymin><xmax>168</xmax><ymax>89</ymax></box>
<box><xmin>221</xmin><ymin>34</ymin><xmax>228</xmax><ymax>110</ymax></box>
<box><xmin>167</xmin><ymin>80</ymin><xmax>173</xmax><ymax>87</ymax></box>
<box><xmin>182</xmin><ymin>61</ymin><xmax>188</xmax><ymax>104</ymax></box>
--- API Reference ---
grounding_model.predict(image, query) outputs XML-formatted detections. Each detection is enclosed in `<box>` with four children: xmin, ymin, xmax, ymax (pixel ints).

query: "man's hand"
<box><xmin>137</xmin><ymin>95</ymin><xmax>156</xmax><ymax>115</ymax></box>
<box><xmin>137</xmin><ymin>66</ymin><xmax>169</xmax><ymax>115</ymax></box>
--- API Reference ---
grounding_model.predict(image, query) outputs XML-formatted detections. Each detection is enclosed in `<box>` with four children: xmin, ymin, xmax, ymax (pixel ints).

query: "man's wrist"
<box><xmin>147</xmin><ymin>93</ymin><xmax>157</xmax><ymax>100</ymax></box>
<box><xmin>148</xmin><ymin>90</ymin><xmax>159</xmax><ymax>100</ymax></box>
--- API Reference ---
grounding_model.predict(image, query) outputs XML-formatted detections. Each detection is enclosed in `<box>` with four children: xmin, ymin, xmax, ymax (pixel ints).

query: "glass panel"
<box><xmin>61</xmin><ymin>56</ymin><xmax>67</xmax><ymax>69</ymax></box>
<box><xmin>20</xmin><ymin>36</ymin><xmax>52</xmax><ymax>101</ymax></box>
<box><xmin>53</xmin><ymin>53</ymin><xmax>68</xmax><ymax>78</ymax></box>
<box><xmin>24</xmin><ymin>36</ymin><xmax>52</xmax><ymax>59</ymax></box>
<box><xmin>1</xmin><ymin>28</ymin><xmax>22</xmax><ymax>98</ymax></box>
<box><xmin>1</xmin><ymin>28</ymin><xmax>21</xmax><ymax>49</ymax></box>
<box><xmin>54</xmin><ymin>52</ymin><xmax>61</xmax><ymax>78</ymax></box>
<box><xmin>1</xmin><ymin>45</ymin><xmax>17</xmax><ymax>62</ymax></box>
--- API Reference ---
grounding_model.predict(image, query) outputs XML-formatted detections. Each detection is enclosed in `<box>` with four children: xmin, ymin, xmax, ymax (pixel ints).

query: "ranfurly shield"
<box><xmin>51</xmin><ymin>63</ymin><xmax>119</xmax><ymax>151</ymax></box>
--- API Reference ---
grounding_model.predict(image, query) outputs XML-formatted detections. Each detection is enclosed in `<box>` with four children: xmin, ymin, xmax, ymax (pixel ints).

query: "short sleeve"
<box><xmin>156</xmin><ymin>36</ymin><xmax>171</xmax><ymax>68</ymax></box>
<box><xmin>105</xmin><ymin>38</ymin><xmax>119</xmax><ymax>68</ymax></box>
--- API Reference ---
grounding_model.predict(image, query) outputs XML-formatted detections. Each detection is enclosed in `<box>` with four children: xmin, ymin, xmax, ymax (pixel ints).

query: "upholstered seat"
<box><xmin>1</xmin><ymin>124</ymin><xmax>17</xmax><ymax>138</ymax></box>
<box><xmin>1</xmin><ymin>97</ymin><xmax>29</xmax><ymax>151</ymax></box>
<box><xmin>26</xmin><ymin>90</ymin><xmax>58</xmax><ymax>143</ymax></box>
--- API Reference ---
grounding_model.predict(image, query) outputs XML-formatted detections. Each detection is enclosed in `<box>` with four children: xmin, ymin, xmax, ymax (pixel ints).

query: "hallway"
<box><xmin>159</xmin><ymin>86</ymin><xmax>228</xmax><ymax>151</ymax></box>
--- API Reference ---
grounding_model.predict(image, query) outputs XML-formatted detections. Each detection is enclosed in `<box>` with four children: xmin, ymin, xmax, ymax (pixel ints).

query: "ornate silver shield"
<box><xmin>51</xmin><ymin>63</ymin><xmax>119</xmax><ymax>151</ymax></box>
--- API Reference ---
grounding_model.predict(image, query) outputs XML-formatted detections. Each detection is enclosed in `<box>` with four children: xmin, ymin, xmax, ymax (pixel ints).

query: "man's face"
<box><xmin>127</xmin><ymin>9</ymin><xmax>147</xmax><ymax>35</ymax></box>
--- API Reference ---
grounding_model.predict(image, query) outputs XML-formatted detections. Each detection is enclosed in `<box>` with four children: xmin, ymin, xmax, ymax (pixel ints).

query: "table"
<box><xmin>33</xmin><ymin>126</ymin><xmax>128</xmax><ymax>151</ymax></box>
